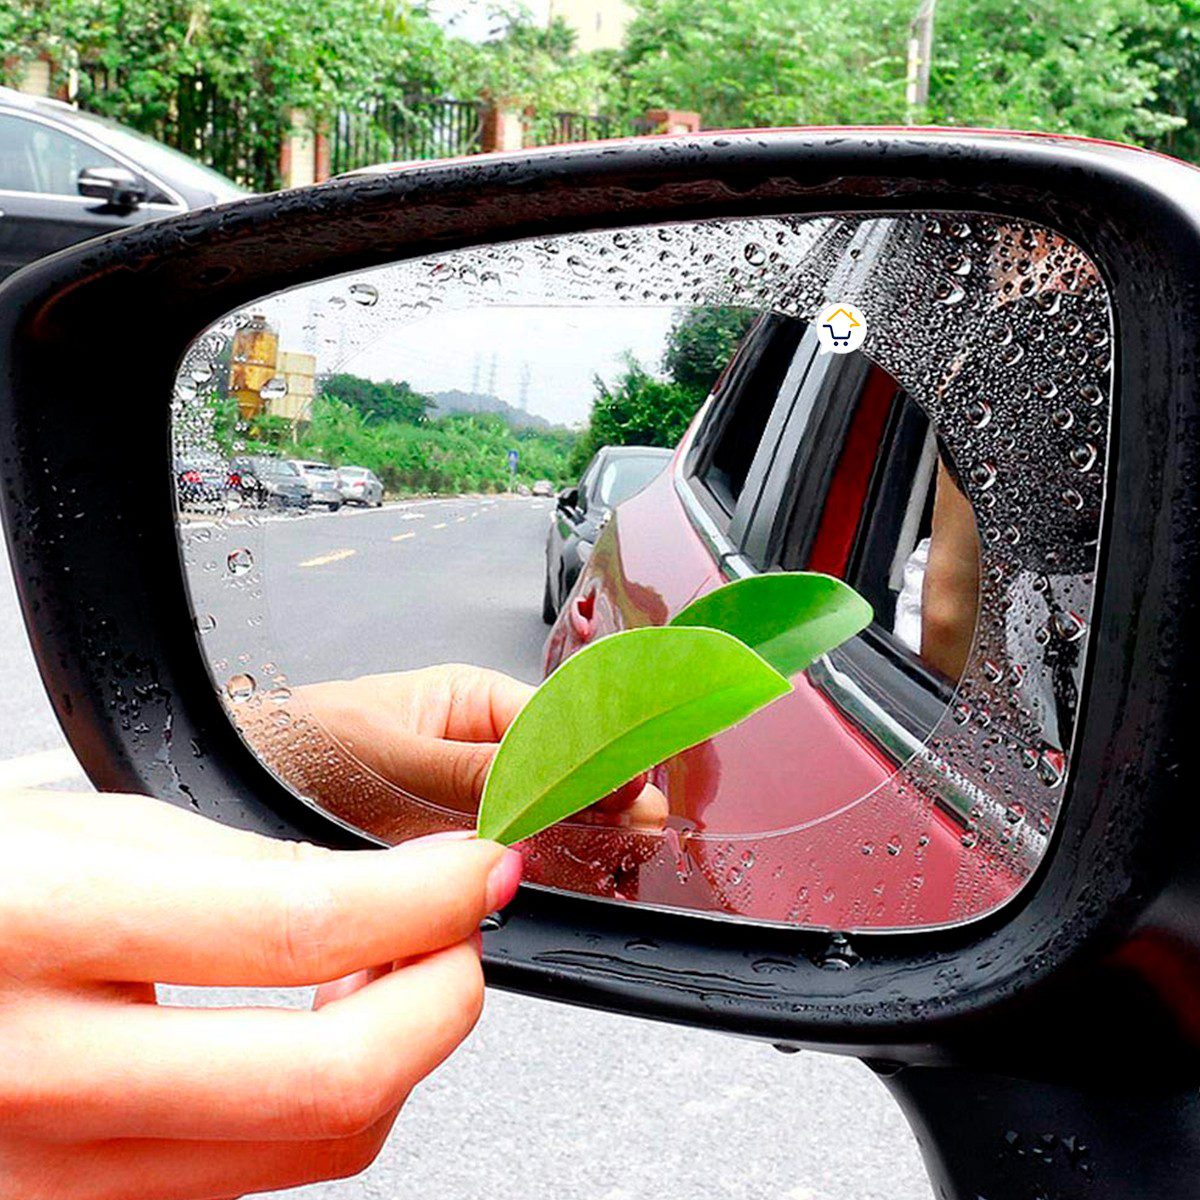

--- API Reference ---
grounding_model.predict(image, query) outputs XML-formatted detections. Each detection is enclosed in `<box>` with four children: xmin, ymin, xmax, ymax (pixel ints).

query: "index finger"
<box><xmin>4</xmin><ymin>823</ymin><xmax>522</xmax><ymax>987</ymax></box>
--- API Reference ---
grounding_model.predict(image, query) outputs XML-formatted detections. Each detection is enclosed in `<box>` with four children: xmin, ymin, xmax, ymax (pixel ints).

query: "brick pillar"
<box><xmin>279</xmin><ymin>109</ymin><xmax>319</xmax><ymax>188</ymax></box>
<box><xmin>644</xmin><ymin>109</ymin><xmax>702</xmax><ymax>134</ymax></box>
<box><xmin>481</xmin><ymin>102</ymin><xmax>523</xmax><ymax>153</ymax></box>
<box><xmin>314</xmin><ymin>129</ymin><xmax>331</xmax><ymax>182</ymax></box>
<box><xmin>15</xmin><ymin>55</ymin><xmax>53</xmax><ymax>97</ymax></box>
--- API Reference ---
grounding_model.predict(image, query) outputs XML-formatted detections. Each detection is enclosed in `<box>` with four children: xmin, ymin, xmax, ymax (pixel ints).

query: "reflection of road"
<box><xmin>189</xmin><ymin>495</ymin><xmax>553</xmax><ymax>690</ymax></box>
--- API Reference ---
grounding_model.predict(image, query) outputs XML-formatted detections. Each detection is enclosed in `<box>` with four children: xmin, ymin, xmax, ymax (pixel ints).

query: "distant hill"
<box><xmin>428</xmin><ymin>389</ymin><xmax>561</xmax><ymax>432</ymax></box>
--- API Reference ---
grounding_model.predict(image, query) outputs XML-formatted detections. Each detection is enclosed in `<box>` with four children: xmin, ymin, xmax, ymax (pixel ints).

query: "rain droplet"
<box><xmin>1052</xmin><ymin>610</ymin><xmax>1087</xmax><ymax>642</ymax></box>
<box><xmin>227</xmin><ymin>547</ymin><xmax>254</xmax><ymax>575</ymax></box>
<box><xmin>259</xmin><ymin>377</ymin><xmax>287</xmax><ymax>402</ymax></box>
<box><xmin>349</xmin><ymin>282</ymin><xmax>379</xmax><ymax>306</ymax></box>
<box><xmin>194</xmin><ymin>613</ymin><xmax>216</xmax><ymax>633</ymax></box>
<box><xmin>967</xmin><ymin>399</ymin><xmax>993</xmax><ymax>428</ymax></box>
<box><xmin>1069</xmin><ymin>442</ymin><xmax>1097</xmax><ymax>472</ymax></box>
<box><xmin>743</xmin><ymin>243</ymin><xmax>766</xmax><ymax>266</ymax></box>
<box><xmin>225</xmin><ymin>673</ymin><xmax>256</xmax><ymax>702</ymax></box>
<box><xmin>1050</xmin><ymin>407</ymin><xmax>1075</xmax><ymax>430</ymax></box>
<box><xmin>969</xmin><ymin>461</ymin><xmax>997</xmax><ymax>491</ymax></box>
<box><xmin>1062</xmin><ymin>487</ymin><xmax>1084</xmax><ymax>511</ymax></box>
<box><xmin>935</xmin><ymin>282</ymin><xmax>966</xmax><ymax>306</ymax></box>
<box><xmin>1037</xmin><ymin>752</ymin><xmax>1066</xmax><ymax>788</ymax></box>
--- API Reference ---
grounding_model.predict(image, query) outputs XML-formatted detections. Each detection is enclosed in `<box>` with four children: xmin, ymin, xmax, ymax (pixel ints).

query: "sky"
<box><xmin>255</xmin><ymin>286</ymin><xmax>678</xmax><ymax>428</ymax></box>
<box><xmin>427</xmin><ymin>0</ymin><xmax>552</xmax><ymax>42</ymax></box>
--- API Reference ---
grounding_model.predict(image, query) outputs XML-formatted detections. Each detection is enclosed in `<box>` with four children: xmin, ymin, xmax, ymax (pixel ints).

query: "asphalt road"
<box><xmin>0</xmin><ymin>515</ymin><xmax>934</xmax><ymax>1200</ymax></box>
<box><xmin>184</xmin><ymin>494</ymin><xmax>554</xmax><ymax>691</ymax></box>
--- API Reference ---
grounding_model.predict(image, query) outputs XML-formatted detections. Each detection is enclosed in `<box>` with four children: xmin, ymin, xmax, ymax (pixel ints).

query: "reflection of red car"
<box><xmin>543</xmin><ymin>314</ymin><xmax>1019</xmax><ymax>929</ymax></box>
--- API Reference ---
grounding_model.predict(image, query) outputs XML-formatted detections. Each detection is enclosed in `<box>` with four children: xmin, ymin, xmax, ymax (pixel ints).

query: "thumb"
<box><xmin>390</xmin><ymin>735</ymin><xmax>499</xmax><ymax>812</ymax></box>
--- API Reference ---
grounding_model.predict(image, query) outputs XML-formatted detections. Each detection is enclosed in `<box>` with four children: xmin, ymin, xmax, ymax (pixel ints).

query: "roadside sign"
<box><xmin>507</xmin><ymin>449</ymin><xmax>519</xmax><ymax>472</ymax></box>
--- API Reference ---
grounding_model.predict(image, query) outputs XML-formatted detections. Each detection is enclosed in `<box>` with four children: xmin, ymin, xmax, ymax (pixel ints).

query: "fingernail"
<box><xmin>404</xmin><ymin>828</ymin><xmax>475</xmax><ymax>848</ymax></box>
<box><xmin>485</xmin><ymin>848</ymin><xmax>523</xmax><ymax>912</ymax></box>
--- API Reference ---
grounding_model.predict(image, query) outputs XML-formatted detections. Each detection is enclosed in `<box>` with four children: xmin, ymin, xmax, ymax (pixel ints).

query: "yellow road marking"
<box><xmin>432</xmin><ymin>522</ymin><xmax>447</xmax><ymax>529</ymax></box>
<box><xmin>299</xmin><ymin>548</ymin><xmax>356</xmax><ymax>568</ymax></box>
<box><xmin>391</xmin><ymin>532</ymin><xmax>416</xmax><ymax>543</ymax></box>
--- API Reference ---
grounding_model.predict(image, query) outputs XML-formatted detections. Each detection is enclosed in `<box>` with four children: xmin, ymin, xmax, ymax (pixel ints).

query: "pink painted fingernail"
<box><xmin>485</xmin><ymin>848</ymin><xmax>524</xmax><ymax>912</ymax></box>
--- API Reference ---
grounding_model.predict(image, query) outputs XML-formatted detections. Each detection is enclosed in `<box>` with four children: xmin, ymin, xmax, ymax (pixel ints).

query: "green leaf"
<box><xmin>670</xmin><ymin>573</ymin><xmax>872</xmax><ymax>678</ymax></box>
<box><xmin>477</xmin><ymin>626</ymin><xmax>790</xmax><ymax>845</ymax></box>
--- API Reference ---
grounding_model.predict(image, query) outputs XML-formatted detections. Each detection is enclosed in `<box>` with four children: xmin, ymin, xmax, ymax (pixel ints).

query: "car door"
<box><xmin>551</xmin><ymin>454</ymin><xmax>601</xmax><ymax>597</ymax></box>
<box><xmin>0</xmin><ymin>110</ymin><xmax>175</xmax><ymax>281</ymax></box>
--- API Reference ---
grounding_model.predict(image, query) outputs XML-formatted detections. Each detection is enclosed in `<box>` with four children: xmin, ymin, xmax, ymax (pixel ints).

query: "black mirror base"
<box><xmin>878</xmin><ymin>1062</ymin><xmax>1200</xmax><ymax>1199</ymax></box>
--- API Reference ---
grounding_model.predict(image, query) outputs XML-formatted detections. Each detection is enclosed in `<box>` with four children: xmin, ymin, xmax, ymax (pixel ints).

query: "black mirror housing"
<box><xmin>77</xmin><ymin>165</ymin><xmax>147</xmax><ymax>211</ymax></box>
<box><xmin>6</xmin><ymin>131</ymin><xmax>1200</xmax><ymax>1122</ymax></box>
<box><xmin>556</xmin><ymin>486</ymin><xmax>579</xmax><ymax>511</ymax></box>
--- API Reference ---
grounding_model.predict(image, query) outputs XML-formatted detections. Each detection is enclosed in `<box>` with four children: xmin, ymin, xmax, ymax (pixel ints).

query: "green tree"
<box><xmin>568</xmin><ymin>359</ymin><xmax>700</xmax><ymax>475</ymax></box>
<box><xmin>2</xmin><ymin>0</ymin><xmax>461</xmax><ymax>188</ymax></box>
<box><xmin>1126</xmin><ymin>0</ymin><xmax>1200</xmax><ymax>161</ymax></box>
<box><xmin>617</xmin><ymin>0</ymin><xmax>1188</xmax><ymax>146</ymax></box>
<box><xmin>570</xmin><ymin>305</ymin><xmax>756</xmax><ymax>474</ymax></box>
<box><xmin>449</xmin><ymin>6</ymin><xmax>613</xmax><ymax>114</ymax></box>
<box><xmin>923</xmin><ymin>0</ymin><xmax>1185</xmax><ymax>143</ymax></box>
<box><xmin>321</xmin><ymin>373</ymin><xmax>433</xmax><ymax>425</ymax></box>
<box><xmin>618</xmin><ymin>0</ymin><xmax>910</xmax><ymax>128</ymax></box>
<box><xmin>662</xmin><ymin>306</ymin><xmax>755</xmax><ymax>397</ymax></box>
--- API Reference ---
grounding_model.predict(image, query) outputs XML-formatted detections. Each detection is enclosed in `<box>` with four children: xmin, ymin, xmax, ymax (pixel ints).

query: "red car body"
<box><xmin>540</xmin><ymin>327</ymin><xmax>1020</xmax><ymax>931</ymax></box>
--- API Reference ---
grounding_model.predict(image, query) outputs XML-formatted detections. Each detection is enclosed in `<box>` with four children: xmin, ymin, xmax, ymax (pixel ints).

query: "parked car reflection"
<box><xmin>290</xmin><ymin>460</ymin><xmax>344</xmax><ymax>511</ymax></box>
<box><xmin>228</xmin><ymin>456</ymin><xmax>311</xmax><ymax>510</ymax></box>
<box><xmin>336</xmin><ymin>465</ymin><xmax>384</xmax><ymax>507</ymax></box>
<box><xmin>543</xmin><ymin>445</ymin><xmax>672</xmax><ymax>623</ymax></box>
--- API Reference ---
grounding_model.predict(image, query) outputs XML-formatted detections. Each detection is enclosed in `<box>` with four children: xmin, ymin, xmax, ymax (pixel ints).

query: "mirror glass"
<box><xmin>172</xmin><ymin>212</ymin><xmax>1112</xmax><ymax>932</ymax></box>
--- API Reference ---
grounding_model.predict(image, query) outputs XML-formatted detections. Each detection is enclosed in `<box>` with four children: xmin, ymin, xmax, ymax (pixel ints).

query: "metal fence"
<box><xmin>329</xmin><ymin>96</ymin><xmax>484</xmax><ymax>175</ymax></box>
<box><xmin>77</xmin><ymin>65</ymin><xmax>281</xmax><ymax>191</ymax></box>
<box><xmin>526</xmin><ymin>111</ymin><xmax>656</xmax><ymax>146</ymax></box>
<box><xmin>71</xmin><ymin>60</ymin><xmax>662</xmax><ymax>189</ymax></box>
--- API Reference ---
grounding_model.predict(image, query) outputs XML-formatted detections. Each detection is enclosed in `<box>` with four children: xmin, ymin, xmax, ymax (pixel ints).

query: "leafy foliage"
<box><xmin>321</xmin><ymin>372</ymin><xmax>433</xmax><ymax>426</ymax></box>
<box><xmin>662</xmin><ymin>306</ymin><xmax>755</xmax><ymax>397</ymax></box>
<box><xmin>616</xmin><ymin>0</ymin><xmax>1190</xmax><ymax>146</ymax></box>
<box><xmin>568</xmin><ymin>362</ymin><xmax>699</xmax><ymax>476</ymax></box>
<box><xmin>924</xmin><ymin>0</ymin><xmax>1186</xmax><ymax>143</ymax></box>
<box><xmin>294</xmin><ymin>398</ymin><xmax>574</xmax><ymax>495</ymax></box>
<box><xmin>569</xmin><ymin>306</ymin><xmax>754</xmax><ymax>475</ymax></box>
<box><xmin>8</xmin><ymin>0</ymin><xmax>1200</xmax><ymax>194</ymax></box>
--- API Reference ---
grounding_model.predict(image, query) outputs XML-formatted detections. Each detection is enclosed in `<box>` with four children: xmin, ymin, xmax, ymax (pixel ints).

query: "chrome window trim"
<box><xmin>672</xmin><ymin>397</ymin><xmax>741</xmax><ymax>568</ymax></box>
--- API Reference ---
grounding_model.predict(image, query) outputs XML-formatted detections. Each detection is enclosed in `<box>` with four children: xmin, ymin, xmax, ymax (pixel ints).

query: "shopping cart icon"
<box><xmin>822</xmin><ymin>307</ymin><xmax>862</xmax><ymax>346</ymax></box>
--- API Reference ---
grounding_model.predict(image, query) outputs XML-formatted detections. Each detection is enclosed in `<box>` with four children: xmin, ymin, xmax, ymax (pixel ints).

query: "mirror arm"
<box><xmin>878</xmin><ymin>1062</ymin><xmax>1200</xmax><ymax>1200</ymax></box>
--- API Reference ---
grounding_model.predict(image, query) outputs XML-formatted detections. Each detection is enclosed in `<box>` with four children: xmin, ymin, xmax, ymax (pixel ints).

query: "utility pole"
<box><xmin>905</xmin><ymin>0</ymin><xmax>937</xmax><ymax>125</ymax></box>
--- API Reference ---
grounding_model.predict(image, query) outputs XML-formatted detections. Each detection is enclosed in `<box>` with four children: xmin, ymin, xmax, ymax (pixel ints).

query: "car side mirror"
<box><xmin>8</xmin><ymin>132</ymin><xmax>1200</xmax><ymax>1200</ymax></box>
<box><xmin>77</xmin><ymin>165</ymin><xmax>147</xmax><ymax>211</ymax></box>
<box><xmin>557</xmin><ymin>486</ymin><xmax>579</xmax><ymax>512</ymax></box>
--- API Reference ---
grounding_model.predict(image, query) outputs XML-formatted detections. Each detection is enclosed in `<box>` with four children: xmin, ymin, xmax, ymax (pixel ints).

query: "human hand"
<box><xmin>297</xmin><ymin>664</ymin><xmax>669</xmax><ymax>830</ymax></box>
<box><xmin>0</xmin><ymin>789</ymin><xmax>521</xmax><ymax>1198</ymax></box>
